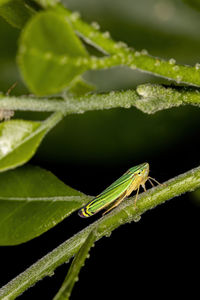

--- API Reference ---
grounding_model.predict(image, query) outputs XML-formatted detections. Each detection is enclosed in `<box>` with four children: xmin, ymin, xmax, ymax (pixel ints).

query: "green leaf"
<box><xmin>66</xmin><ymin>77</ymin><xmax>96</xmax><ymax>97</ymax></box>
<box><xmin>0</xmin><ymin>165</ymin><xmax>90</xmax><ymax>245</ymax></box>
<box><xmin>34</xmin><ymin>0</ymin><xmax>60</xmax><ymax>7</ymax></box>
<box><xmin>53</xmin><ymin>230</ymin><xmax>96</xmax><ymax>300</ymax></box>
<box><xmin>0</xmin><ymin>112</ymin><xmax>63</xmax><ymax>172</ymax></box>
<box><xmin>0</xmin><ymin>0</ymin><xmax>34</xmax><ymax>28</ymax></box>
<box><xmin>183</xmin><ymin>0</ymin><xmax>200</xmax><ymax>11</ymax></box>
<box><xmin>17</xmin><ymin>10</ymin><xmax>89</xmax><ymax>95</ymax></box>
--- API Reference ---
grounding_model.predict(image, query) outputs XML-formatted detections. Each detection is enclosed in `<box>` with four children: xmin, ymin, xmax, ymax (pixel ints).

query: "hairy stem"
<box><xmin>0</xmin><ymin>165</ymin><xmax>200</xmax><ymax>299</ymax></box>
<box><xmin>0</xmin><ymin>85</ymin><xmax>200</xmax><ymax>115</ymax></box>
<box><xmin>64</xmin><ymin>8</ymin><xmax>200</xmax><ymax>87</ymax></box>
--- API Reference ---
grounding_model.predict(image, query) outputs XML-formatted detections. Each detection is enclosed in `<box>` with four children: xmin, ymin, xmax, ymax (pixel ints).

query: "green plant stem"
<box><xmin>0</xmin><ymin>165</ymin><xmax>200</xmax><ymax>299</ymax></box>
<box><xmin>0</xmin><ymin>85</ymin><xmax>200</xmax><ymax>115</ymax></box>
<box><xmin>0</xmin><ymin>90</ymin><xmax>138</xmax><ymax>112</ymax></box>
<box><xmin>64</xmin><ymin>8</ymin><xmax>200</xmax><ymax>87</ymax></box>
<box><xmin>53</xmin><ymin>230</ymin><xmax>96</xmax><ymax>300</ymax></box>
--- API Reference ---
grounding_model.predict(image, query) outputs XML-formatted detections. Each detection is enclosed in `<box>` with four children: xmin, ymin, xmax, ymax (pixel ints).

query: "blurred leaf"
<box><xmin>0</xmin><ymin>112</ymin><xmax>62</xmax><ymax>172</ymax></box>
<box><xmin>67</xmin><ymin>77</ymin><xmax>96</xmax><ymax>96</ymax></box>
<box><xmin>34</xmin><ymin>0</ymin><xmax>60</xmax><ymax>7</ymax></box>
<box><xmin>53</xmin><ymin>230</ymin><xmax>96</xmax><ymax>300</ymax></box>
<box><xmin>65</xmin><ymin>0</ymin><xmax>200</xmax><ymax>64</ymax></box>
<box><xmin>0</xmin><ymin>0</ymin><xmax>34</xmax><ymax>28</ymax></box>
<box><xmin>0</xmin><ymin>165</ymin><xmax>90</xmax><ymax>245</ymax></box>
<box><xmin>17</xmin><ymin>10</ymin><xmax>89</xmax><ymax>95</ymax></box>
<box><xmin>183</xmin><ymin>0</ymin><xmax>200</xmax><ymax>11</ymax></box>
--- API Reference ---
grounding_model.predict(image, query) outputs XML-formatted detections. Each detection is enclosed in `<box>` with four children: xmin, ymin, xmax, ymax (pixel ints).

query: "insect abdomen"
<box><xmin>78</xmin><ymin>207</ymin><xmax>93</xmax><ymax>218</ymax></box>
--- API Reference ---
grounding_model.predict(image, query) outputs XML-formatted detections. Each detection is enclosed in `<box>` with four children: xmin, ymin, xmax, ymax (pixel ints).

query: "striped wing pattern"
<box><xmin>86</xmin><ymin>171</ymin><xmax>134</xmax><ymax>214</ymax></box>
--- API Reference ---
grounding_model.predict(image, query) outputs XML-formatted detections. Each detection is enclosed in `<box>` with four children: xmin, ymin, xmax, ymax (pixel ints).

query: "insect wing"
<box><xmin>85</xmin><ymin>171</ymin><xmax>134</xmax><ymax>214</ymax></box>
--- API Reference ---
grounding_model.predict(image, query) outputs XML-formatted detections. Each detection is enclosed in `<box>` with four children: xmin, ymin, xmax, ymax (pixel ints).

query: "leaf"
<box><xmin>66</xmin><ymin>76</ymin><xmax>96</xmax><ymax>97</ymax></box>
<box><xmin>0</xmin><ymin>165</ymin><xmax>90</xmax><ymax>245</ymax></box>
<box><xmin>0</xmin><ymin>0</ymin><xmax>34</xmax><ymax>28</ymax></box>
<box><xmin>0</xmin><ymin>112</ymin><xmax>63</xmax><ymax>172</ymax></box>
<box><xmin>53</xmin><ymin>230</ymin><xmax>96</xmax><ymax>300</ymax></box>
<box><xmin>34</xmin><ymin>0</ymin><xmax>60</xmax><ymax>7</ymax></box>
<box><xmin>183</xmin><ymin>0</ymin><xmax>200</xmax><ymax>11</ymax></box>
<box><xmin>17</xmin><ymin>10</ymin><xmax>89</xmax><ymax>95</ymax></box>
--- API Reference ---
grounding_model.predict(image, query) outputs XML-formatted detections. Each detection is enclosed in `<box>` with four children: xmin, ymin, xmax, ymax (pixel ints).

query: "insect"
<box><xmin>78</xmin><ymin>162</ymin><xmax>160</xmax><ymax>218</ymax></box>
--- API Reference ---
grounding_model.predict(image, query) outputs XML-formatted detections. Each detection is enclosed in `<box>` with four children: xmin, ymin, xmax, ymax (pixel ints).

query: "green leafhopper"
<box><xmin>78</xmin><ymin>162</ymin><xmax>160</xmax><ymax>218</ymax></box>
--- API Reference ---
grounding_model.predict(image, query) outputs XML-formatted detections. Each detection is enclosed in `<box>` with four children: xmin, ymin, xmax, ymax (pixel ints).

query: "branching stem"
<box><xmin>0</xmin><ymin>84</ymin><xmax>200</xmax><ymax>116</ymax></box>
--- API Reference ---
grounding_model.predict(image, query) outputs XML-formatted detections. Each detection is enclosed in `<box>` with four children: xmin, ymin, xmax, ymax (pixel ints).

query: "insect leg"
<box><xmin>142</xmin><ymin>183</ymin><xmax>146</xmax><ymax>192</ymax></box>
<box><xmin>134</xmin><ymin>185</ymin><xmax>140</xmax><ymax>207</ymax></box>
<box><xmin>148</xmin><ymin>178</ymin><xmax>155</xmax><ymax>187</ymax></box>
<box><xmin>148</xmin><ymin>176</ymin><xmax>162</xmax><ymax>186</ymax></box>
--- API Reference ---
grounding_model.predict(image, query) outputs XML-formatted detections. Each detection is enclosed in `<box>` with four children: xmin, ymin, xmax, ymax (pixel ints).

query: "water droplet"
<box><xmin>134</xmin><ymin>51</ymin><xmax>141</xmax><ymax>57</ymax></box>
<box><xmin>91</xmin><ymin>21</ymin><xmax>100</xmax><ymax>30</ymax></box>
<box><xmin>105</xmin><ymin>231</ymin><xmax>112</xmax><ymax>237</ymax></box>
<box><xmin>155</xmin><ymin>60</ymin><xmax>161</xmax><ymax>66</ymax></box>
<box><xmin>176</xmin><ymin>75</ymin><xmax>182</xmax><ymax>83</ymax></box>
<box><xmin>131</xmin><ymin>64</ymin><xmax>136</xmax><ymax>69</ymax></box>
<box><xmin>173</xmin><ymin>65</ymin><xmax>179</xmax><ymax>71</ymax></box>
<box><xmin>118</xmin><ymin>218</ymin><xmax>124</xmax><ymax>225</ymax></box>
<box><xmin>88</xmin><ymin>31</ymin><xmax>97</xmax><ymax>38</ymax></box>
<box><xmin>65</xmin><ymin>260</ymin><xmax>70</xmax><ymax>264</ymax></box>
<box><xmin>127</xmin><ymin>54</ymin><xmax>133</xmax><ymax>61</ymax></box>
<box><xmin>86</xmin><ymin>254</ymin><xmax>90</xmax><ymax>258</ymax></box>
<box><xmin>102</xmin><ymin>31</ymin><xmax>110</xmax><ymax>38</ymax></box>
<box><xmin>70</xmin><ymin>11</ymin><xmax>80</xmax><ymax>21</ymax></box>
<box><xmin>133</xmin><ymin>215</ymin><xmax>141</xmax><ymax>222</ymax></box>
<box><xmin>117</xmin><ymin>41</ymin><xmax>127</xmax><ymax>48</ymax></box>
<box><xmin>44</xmin><ymin>52</ymin><xmax>52</xmax><ymax>60</ymax></box>
<box><xmin>141</xmin><ymin>49</ymin><xmax>148</xmax><ymax>55</ymax></box>
<box><xmin>60</xmin><ymin>57</ymin><xmax>67</xmax><ymax>65</ymax></box>
<box><xmin>47</xmin><ymin>271</ymin><xmax>55</xmax><ymax>277</ymax></box>
<box><xmin>75</xmin><ymin>276</ymin><xmax>79</xmax><ymax>282</ymax></box>
<box><xmin>169</xmin><ymin>58</ymin><xmax>176</xmax><ymax>65</ymax></box>
<box><xmin>195</xmin><ymin>63</ymin><xmax>200</xmax><ymax>70</ymax></box>
<box><xmin>124</xmin><ymin>103</ymin><xmax>131</xmax><ymax>108</ymax></box>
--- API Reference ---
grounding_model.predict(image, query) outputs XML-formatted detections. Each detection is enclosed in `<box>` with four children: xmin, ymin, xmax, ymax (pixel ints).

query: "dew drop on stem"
<box><xmin>195</xmin><ymin>63</ymin><xmax>200</xmax><ymax>70</ymax></box>
<box><xmin>70</xmin><ymin>11</ymin><xmax>81</xmax><ymax>21</ymax></box>
<box><xmin>91</xmin><ymin>21</ymin><xmax>100</xmax><ymax>30</ymax></box>
<box><xmin>169</xmin><ymin>58</ymin><xmax>176</xmax><ymax>65</ymax></box>
<box><xmin>102</xmin><ymin>31</ymin><xmax>110</xmax><ymax>38</ymax></box>
<box><xmin>133</xmin><ymin>215</ymin><xmax>141</xmax><ymax>222</ymax></box>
